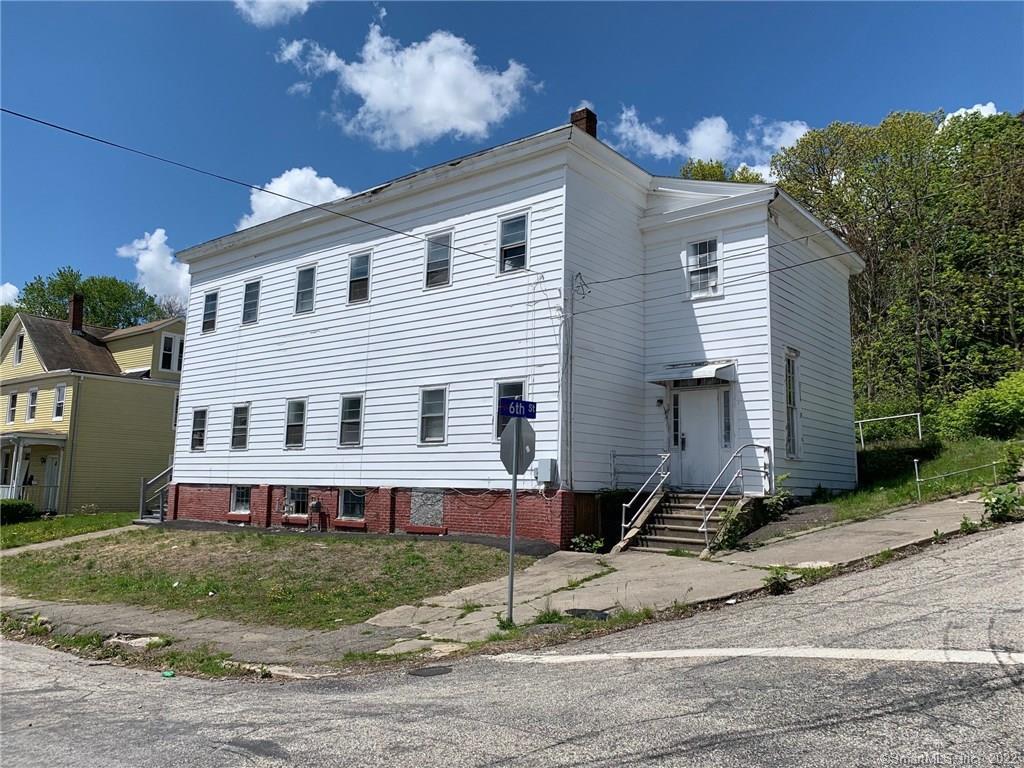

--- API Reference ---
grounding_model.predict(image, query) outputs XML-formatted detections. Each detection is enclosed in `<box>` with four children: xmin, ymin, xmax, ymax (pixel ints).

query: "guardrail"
<box><xmin>695</xmin><ymin>443</ymin><xmax>773</xmax><ymax>548</ymax></box>
<box><xmin>912</xmin><ymin>458</ymin><xmax>1004</xmax><ymax>503</ymax></box>
<box><xmin>620</xmin><ymin>453</ymin><xmax>671</xmax><ymax>540</ymax></box>
<box><xmin>855</xmin><ymin>412</ymin><xmax>922</xmax><ymax>448</ymax></box>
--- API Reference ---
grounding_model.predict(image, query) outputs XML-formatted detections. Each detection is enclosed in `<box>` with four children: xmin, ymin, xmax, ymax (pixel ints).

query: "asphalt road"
<box><xmin>2</xmin><ymin>525</ymin><xmax>1022</xmax><ymax>768</ymax></box>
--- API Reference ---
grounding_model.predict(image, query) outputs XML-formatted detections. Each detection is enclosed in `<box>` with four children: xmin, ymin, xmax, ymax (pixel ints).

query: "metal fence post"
<box><xmin>916</xmin><ymin>413</ymin><xmax>923</xmax><ymax>441</ymax></box>
<box><xmin>913</xmin><ymin>459</ymin><xmax>922</xmax><ymax>503</ymax></box>
<box><xmin>858</xmin><ymin>422</ymin><xmax>865</xmax><ymax>449</ymax></box>
<box><xmin>992</xmin><ymin>462</ymin><xmax>998</xmax><ymax>484</ymax></box>
<box><xmin>138</xmin><ymin>476</ymin><xmax>145</xmax><ymax>520</ymax></box>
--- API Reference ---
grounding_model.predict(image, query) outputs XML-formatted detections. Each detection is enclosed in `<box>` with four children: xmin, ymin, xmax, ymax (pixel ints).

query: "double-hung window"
<box><xmin>295</xmin><ymin>267</ymin><xmax>316</xmax><ymax>314</ymax></box>
<box><xmin>53</xmin><ymin>384</ymin><xmax>66</xmax><ymax>420</ymax></box>
<box><xmin>6</xmin><ymin>393</ymin><xmax>17</xmax><ymax>424</ymax></box>
<box><xmin>419</xmin><ymin>387</ymin><xmax>446</xmax><ymax>443</ymax></box>
<box><xmin>14</xmin><ymin>334</ymin><xmax>24</xmax><ymax>366</ymax></box>
<box><xmin>425</xmin><ymin>232</ymin><xmax>452</xmax><ymax>288</ymax></box>
<box><xmin>785</xmin><ymin>349</ymin><xmax>801</xmax><ymax>458</ymax></box>
<box><xmin>191</xmin><ymin>409</ymin><xmax>208</xmax><ymax>451</ymax></box>
<box><xmin>340</xmin><ymin>395</ymin><xmax>363</xmax><ymax>447</ymax></box>
<box><xmin>241</xmin><ymin>280</ymin><xmax>261</xmax><ymax>325</ymax></box>
<box><xmin>231</xmin><ymin>404</ymin><xmax>250</xmax><ymax>450</ymax></box>
<box><xmin>349</xmin><ymin>252</ymin><xmax>370</xmax><ymax>303</ymax></box>
<box><xmin>495</xmin><ymin>380</ymin><xmax>525</xmax><ymax>438</ymax></box>
<box><xmin>499</xmin><ymin>214</ymin><xmax>527</xmax><ymax>273</ymax></box>
<box><xmin>26</xmin><ymin>389</ymin><xmax>37</xmax><ymax>422</ymax></box>
<box><xmin>340</xmin><ymin>489</ymin><xmax>365</xmax><ymax>519</ymax></box>
<box><xmin>160</xmin><ymin>333</ymin><xmax>184</xmax><ymax>372</ymax></box>
<box><xmin>686</xmin><ymin>238</ymin><xmax>720</xmax><ymax>298</ymax></box>
<box><xmin>202</xmin><ymin>292</ymin><xmax>218</xmax><ymax>333</ymax></box>
<box><xmin>285</xmin><ymin>399</ymin><xmax>306</xmax><ymax>447</ymax></box>
<box><xmin>286</xmin><ymin>486</ymin><xmax>308</xmax><ymax>516</ymax></box>
<box><xmin>231</xmin><ymin>486</ymin><xmax>251</xmax><ymax>513</ymax></box>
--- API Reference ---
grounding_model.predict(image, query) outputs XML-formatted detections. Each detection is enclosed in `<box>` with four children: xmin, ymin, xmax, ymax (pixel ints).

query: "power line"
<box><xmin>0</xmin><ymin>106</ymin><xmax>551</xmax><ymax>279</ymax></box>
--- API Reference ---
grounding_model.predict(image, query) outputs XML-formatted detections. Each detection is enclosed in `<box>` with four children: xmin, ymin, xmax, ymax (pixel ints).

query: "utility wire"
<box><xmin>0</xmin><ymin>106</ymin><xmax>551</xmax><ymax>279</ymax></box>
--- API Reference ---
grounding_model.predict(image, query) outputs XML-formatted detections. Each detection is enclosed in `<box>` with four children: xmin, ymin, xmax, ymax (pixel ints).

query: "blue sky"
<box><xmin>2</xmin><ymin>1</ymin><xmax>1021</xmax><ymax>305</ymax></box>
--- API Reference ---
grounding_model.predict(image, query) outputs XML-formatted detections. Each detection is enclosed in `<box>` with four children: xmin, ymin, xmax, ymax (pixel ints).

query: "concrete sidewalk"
<box><xmin>0</xmin><ymin>491</ymin><xmax>1002</xmax><ymax>667</ymax></box>
<box><xmin>0</xmin><ymin>525</ymin><xmax>141</xmax><ymax>558</ymax></box>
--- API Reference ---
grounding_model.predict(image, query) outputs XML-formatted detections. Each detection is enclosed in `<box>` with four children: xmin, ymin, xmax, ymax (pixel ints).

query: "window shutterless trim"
<box><xmin>241</xmin><ymin>279</ymin><xmax>262</xmax><ymax>326</ymax></box>
<box><xmin>201</xmin><ymin>292</ymin><xmax>219</xmax><ymax>333</ymax></box>
<box><xmin>348</xmin><ymin>251</ymin><xmax>371</xmax><ymax>304</ymax></box>
<box><xmin>6</xmin><ymin>393</ymin><xmax>17</xmax><ymax>424</ymax></box>
<box><xmin>190</xmin><ymin>408</ymin><xmax>208</xmax><ymax>452</ymax></box>
<box><xmin>294</xmin><ymin>264</ymin><xmax>317</xmax><ymax>315</ymax></box>
<box><xmin>423</xmin><ymin>229</ymin><xmax>454</xmax><ymax>290</ymax></box>
<box><xmin>339</xmin><ymin>487</ymin><xmax>366</xmax><ymax>519</ymax></box>
<box><xmin>159</xmin><ymin>332</ymin><xmax>184</xmax><ymax>372</ymax></box>
<box><xmin>284</xmin><ymin>397</ymin><xmax>307</xmax><ymax>448</ymax></box>
<box><xmin>493</xmin><ymin>378</ymin><xmax>527</xmax><ymax>441</ymax></box>
<box><xmin>496</xmin><ymin>210</ymin><xmax>530</xmax><ymax>275</ymax></box>
<box><xmin>230</xmin><ymin>403</ymin><xmax>250</xmax><ymax>451</ymax></box>
<box><xmin>26</xmin><ymin>388</ymin><xmax>38</xmax><ymax>422</ymax></box>
<box><xmin>682</xmin><ymin>230</ymin><xmax>724</xmax><ymax>301</ymax></box>
<box><xmin>418</xmin><ymin>385</ymin><xmax>448</xmax><ymax>445</ymax></box>
<box><xmin>339</xmin><ymin>393</ymin><xmax>364</xmax><ymax>448</ymax></box>
<box><xmin>784</xmin><ymin>348</ymin><xmax>801</xmax><ymax>459</ymax></box>
<box><xmin>52</xmin><ymin>383</ymin><xmax>66</xmax><ymax>421</ymax></box>
<box><xmin>14</xmin><ymin>334</ymin><xmax>24</xmax><ymax>366</ymax></box>
<box><xmin>231</xmin><ymin>485</ymin><xmax>252</xmax><ymax>513</ymax></box>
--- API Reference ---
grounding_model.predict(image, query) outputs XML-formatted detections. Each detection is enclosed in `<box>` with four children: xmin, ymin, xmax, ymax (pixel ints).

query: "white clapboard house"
<box><xmin>166</xmin><ymin>108</ymin><xmax>862</xmax><ymax>550</ymax></box>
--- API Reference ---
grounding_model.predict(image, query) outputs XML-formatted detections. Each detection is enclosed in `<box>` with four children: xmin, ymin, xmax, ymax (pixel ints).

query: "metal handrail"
<box><xmin>139</xmin><ymin>465</ymin><xmax>173</xmax><ymax>522</ymax></box>
<box><xmin>695</xmin><ymin>443</ymin><xmax>773</xmax><ymax>548</ymax></box>
<box><xmin>912</xmin><ymin>458</ymin><xmax>1004</xmax><ymax>502</ymax></box>
<box><xmin>854</xmin><ymin>412</ymin><xmax>922</xmax><ymax>448</ymax></box>
<box><xmin>621</xmin><ymin>453</ymin><xmax>671</xmax><ymax>538</ymax></box>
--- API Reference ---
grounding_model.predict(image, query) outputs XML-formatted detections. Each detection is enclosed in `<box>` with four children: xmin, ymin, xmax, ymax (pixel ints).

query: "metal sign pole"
<box><xmin>507</xmin><ymin>416</ymin><xmax>519</xmax><ymax>624</ymax></box>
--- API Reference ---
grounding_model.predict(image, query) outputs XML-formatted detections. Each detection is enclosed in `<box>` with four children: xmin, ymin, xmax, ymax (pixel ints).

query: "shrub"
<box><xmin>998</xmin><ymin>442</ymin><xmax>1024</xmax><ymax>483</ymax></box>
<box><xmin>569</xmin><ymin>534</ymin><xmax>604</xmax><ymax>553</ymax></box>
<box><xmin>936</xmin><ymin>371</ymin><xmax>1024</xmax><ymax>441</ymax></box>
<box><xmin>857</xmin><ymin>437</ymin><xmax>943</xmax><ymax>486</ymax></box>
<box><xmin>763</xmin><ymin>474</ymin><xmax>794</xmax><ymax>518</ymax></box>
<box><xmin>981</xmin><ymin>484</ymin><xmax>1023</xmax><ymax>523</ymax></box>
<box><xmin>0</xmin><ymin>499</ymin><xmax>40</xmax><ymax>524</ymax></box>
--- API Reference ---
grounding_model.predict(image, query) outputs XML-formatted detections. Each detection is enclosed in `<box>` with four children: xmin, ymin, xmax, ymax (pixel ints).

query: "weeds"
<box><xmin>871</xmin><ymin>549</ymin><xmax>895</xmax><ymax>567</ymax></box>
<box><xmin>762</xmin><ymin>567</ymin><xmax>792</xmax><ymax>595</ymax></box>
<box><xmin>959</xmin><ymin>515</ymin><xmax>981</xmax><ymax>534</ymax></box>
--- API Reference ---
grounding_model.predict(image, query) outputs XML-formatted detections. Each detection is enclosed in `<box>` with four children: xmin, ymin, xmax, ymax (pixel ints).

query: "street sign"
<box><xmin>498</xmin><ymin>397</ymin><xmax>537</xmax><ymax>420</ymax></box>
<box><xmin>500</xmin><ymin>419</ymin><xmax>535</xmax><ymax>475</ymax></box>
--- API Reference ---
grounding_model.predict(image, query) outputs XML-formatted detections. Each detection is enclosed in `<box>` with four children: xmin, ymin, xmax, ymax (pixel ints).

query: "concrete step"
<box><xmin>633</xmin><ymin>543</ymin><xmax>705</xmax><ymax>555</ymax></box>
<box><xmin>647</xmin><ymin>523</ymin><xmax>714</xmax><ymax>536</ymax></box>
<box><xmin>636</xmin><ymin>534</ymin><xmax>708</xmax><ymax>548</ymax></box>
<box><xmin>651</xmin><ymin>512</ymin><xmax>720</xmax><ymax>524</ymax></box>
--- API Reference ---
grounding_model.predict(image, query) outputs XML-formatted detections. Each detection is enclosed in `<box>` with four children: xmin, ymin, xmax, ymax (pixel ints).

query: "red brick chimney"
<box><xmin>570</xmin><ymin>107</ymin><xmax>598</xmax><ymax>138</ymax></box>
<box><xmin>69</xmin><ymin>293</ymin><xmax>84</xmax><ymax>334</ymax></box>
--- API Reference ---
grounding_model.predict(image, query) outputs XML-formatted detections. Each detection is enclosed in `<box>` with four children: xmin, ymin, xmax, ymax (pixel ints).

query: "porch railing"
<box><xmin>139</xmin><ymin>466</ymin><xmax>173</xmax><ymax>522</ymax></box>
<box><xmin>695</xmin><ymin>443</ymin><xmax>773</xmax><ymax>549</ymax></box>
<box><xmin>1</xmin><ymin>484</ymin><xmax>61</xmax><ymax>512</ymax></box>
<box><xmin>610</xmin><ymin>452</ymin><xmax>668</xmax><ymax>490</ymax></box>
<box><xmin>619</xmin><ymin>453</ymin><xmax>671</xmax><ymax>540</ymax></box>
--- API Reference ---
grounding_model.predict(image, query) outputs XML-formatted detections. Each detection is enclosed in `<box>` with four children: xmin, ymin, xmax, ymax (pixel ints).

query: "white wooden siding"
<box><xmin>173</xmin><ymin>158</ymin><xmax>567</xmax><ymax>490</ymax></box>
<box><xmin>768</xmin><ymin>219</ymin><xmax>858</xmax><ymax>493</ymax></box>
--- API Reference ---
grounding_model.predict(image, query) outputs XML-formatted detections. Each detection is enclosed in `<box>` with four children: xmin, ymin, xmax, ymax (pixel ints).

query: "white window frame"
<box><xmin>493</xmin><ymin>379</ymin><xmax>527</xmax><ymax>441</ymax></box>
<box><xmin>241</xmin><ymin>279</ymin><xmax>262</xmax><ymax>326</ymax></box>
<box><xmin>339</xmin><ymin>488</ymin><xmax>366</xmax><ymax>519</ymax></box>
<box><xmin>785</xmin><ymin>348</ymin><xmax>801</xmax><ymax>459</ymax></box>
<box><xmin>6</xmin><ymin>393</ymin><xmax>17</xmax><ymax>424</ymax></box>
<box><xmin>159</xmin><ymin>332</ymin><xmax>185</xmax><ymax>372</ymax></box>
<box><xmin>1</xmin><ymin>450</ymin><xmax>12</xmax><ymax>485</ymax></box>
<box><xmin>348</xmin><ymin>251</ymin><xmax>371</xmax><ymax>304</ymax></box>
<box><xmin>53</xmin><ymin>384</ymin><xmax>66</xmax><ymax>421</ymax></box>
<box><xmin>230</xmin><ymin>403</ymin><xmax>250</xmax><ymax>451</ymax></box>
<box><xmin>285</xmin><ymin>486</ymin><xmax>309</xmax><ymax>516</ymax></box>
<box><xmin>418</xmin><ymin>385</ymin><xmax>448</xmax><ymax>445</ymax></box>
<box><xmin>231</xmin><ymin>485</ymin><xmax>252</xmax><ymax>513</ymax></box>
<box><xmin>190</xmin><ymin>408</ymin><xmax>208</xmax><ymax>452</ymax></box>
<box><xmin>294</xmin><ymin>265</ymin><xmax>317</xmax><ymax>315</ymax></box>
<box><xmin>26</xmin><ymin>388</ymin><xmax>38</xmax><ymax>422</ymax></box>
<box><xmin>497</xmin><ymin>211</ymin><xmax>529</xmax><ymax>275</ymax></box>
<box><xmin>683</xmin><ymin>233</ymin><xmax>723</xmax><ymax>300</ymax></box>
<box><xmin>172</xmin><ymin>394</ymin><xmax>179</xmax><ymax>430</ymax></box>
<box><xmin>339</xmin><ymin>393</ymin><xmax>364</xmax><ymax>448</ymax></box>
<box><xmin>14</xmin><ymin>333</ymin><xmax>24</xmax><ymax>366</ymax></box>
<box><xmin>423</xmin><ymin>229</ymin><xmax>454</xmax><ymax>289</ymax></box>
<box><xmin>201</xmin><ymin>291</ymin><xmax>219</xmax><ymax>333</ymax></box>
<box><xmin>284</xmin><ymin>398</ymin><xmax>307</xmax><ymax>449</ymax></box>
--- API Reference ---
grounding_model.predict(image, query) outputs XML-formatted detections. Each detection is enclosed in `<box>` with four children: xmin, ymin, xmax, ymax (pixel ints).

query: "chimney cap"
<box><xmin>570</xmin><ymin>107</ymin><xmax>598</xmax><ymax>139</ymax></box>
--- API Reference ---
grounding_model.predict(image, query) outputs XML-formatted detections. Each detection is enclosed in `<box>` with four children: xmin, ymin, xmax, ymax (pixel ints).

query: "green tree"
<box><xmin>13</xmin><ymin>267</ymin><xmax>167</xmax><ymax>330</ymax></box>
<box><xmin>680</xmin><ymin>158</ymin><xmax>766</xmax><ymax>183</ymax></box>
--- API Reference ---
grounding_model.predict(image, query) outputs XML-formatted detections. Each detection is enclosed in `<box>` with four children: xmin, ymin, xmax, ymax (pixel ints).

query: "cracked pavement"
<box><xmin>2</xmin><ymin>524</ymin><xmax>1021</xmax><ymax>767</ymax></box>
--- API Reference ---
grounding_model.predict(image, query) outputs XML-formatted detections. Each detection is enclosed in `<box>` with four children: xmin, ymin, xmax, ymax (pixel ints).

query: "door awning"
<box><xmin>646</xmin><ymin>360</ymin><xmax>737</xmax><ymax>384</ymax></box>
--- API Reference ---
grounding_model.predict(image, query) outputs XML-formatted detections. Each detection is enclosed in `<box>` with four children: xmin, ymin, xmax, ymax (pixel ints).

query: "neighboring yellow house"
<box><xmin>0</xmin><ymin>295</ymin><xmax>183</xmax><ymax>514</ymax></box>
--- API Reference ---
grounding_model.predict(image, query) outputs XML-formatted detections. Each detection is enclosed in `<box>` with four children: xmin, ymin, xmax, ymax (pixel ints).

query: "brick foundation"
<box><xmin>168</xmin><ymin>483</ymin><xmax>575</xmax><ymax>548</ymax></box>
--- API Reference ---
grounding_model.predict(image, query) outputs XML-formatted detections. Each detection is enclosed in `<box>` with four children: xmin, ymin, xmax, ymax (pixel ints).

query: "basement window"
<box><xmin>499</xmin><ymin>214</ymin><xmax>527</xmax><ymax>273</ymax></box>
<box><xmin>340</xmin><ymin>489</ymin><xmax>365</xmax><ymax>519</ymax></box>
<box><xmin>285</xmin><ymin>486</ymin><xmax>308</xmax><ymax>516</ymax></box>
<box><xmin>231</xmin><ymin>486</ymin><xmax>251</xmax><ymax>513</ymax></box>
<box><xmin>202</xmin><ymin>292</ymin><xmax>218</xmax><ymax>333</ymax></box>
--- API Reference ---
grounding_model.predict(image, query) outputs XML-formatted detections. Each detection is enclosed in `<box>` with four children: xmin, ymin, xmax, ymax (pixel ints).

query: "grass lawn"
<box><xmin>831</xmin><ymin>437</ymin><xmax>1014</xmax><ymax>521</ymax></box>
<box><xmin>1</xmin><ymin>528</ymin><xmax>533</xmax><ymax>630</ymax></box>
<box><xmin>0</xmin><ymin>511</ymin><xmax>137</xmax><ymax>550</ymax></box>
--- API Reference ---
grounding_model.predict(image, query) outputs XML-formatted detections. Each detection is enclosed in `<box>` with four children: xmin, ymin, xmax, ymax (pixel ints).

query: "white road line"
<box><xmin>494</xmin><ymin>647</ymin><xmax>1024</xmax><ymax>666</ymax></box>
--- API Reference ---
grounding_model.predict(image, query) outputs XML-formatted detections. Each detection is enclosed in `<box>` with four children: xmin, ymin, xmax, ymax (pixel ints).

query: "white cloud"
<box><xmin>236</xmin><ymin>166</ymin><xmax>352</xmax><ymax>230</ymax></box>
<box><xmin>287</xmin><ymin>81</ymin><xmax>312</xmax><ymax>97</ymax></box>
<box><xmin>116</xmin><ymin>229</ymin><xmax>190</xmax><ymax>304</ymax></box>
<box><xmin>234</xmin><ymin>0</ymin><xmax>311</xmax><ymax>28</ymax></box>
<box><xmin>943</xmin><ymin>101</ymin><xmax>999</xmax><ymax>125</ymax></box>
<box><xmin>574</xmin><ymin>99</ymin><xmax>596</xmax><ymax>113</ymax></box>
<box><xmin>276</xmin><ymin>24</ymin><xmax>530</xmax><ymax>150</ymax></box>
<box><xmin>0</xmin><ymin>282</ymin><xmax>19</xmax><ymax>305</ymax></box>
<box><xmin>611</xmin><ymin>106</ymin><xmax>810</xmax><ymax>180</ymax></box>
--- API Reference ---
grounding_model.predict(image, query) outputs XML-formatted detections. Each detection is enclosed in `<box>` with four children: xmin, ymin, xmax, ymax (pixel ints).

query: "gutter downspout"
<box><xmin>61</xmin><ymin>374</ymin><xmax>85</xmax><ymax>515</ymax></box>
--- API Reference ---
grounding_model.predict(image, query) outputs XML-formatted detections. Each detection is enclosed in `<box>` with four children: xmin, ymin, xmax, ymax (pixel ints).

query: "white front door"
<box><xmin>669</xmin><ymin>388</ymin><xmax>722</xmax><ymax>490</ymax></box>
<box><xmin>42</xmin><ymin>456</ymin><xmax>59</xmax><ymax>512</ymax></box>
